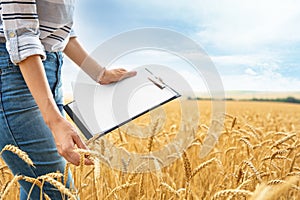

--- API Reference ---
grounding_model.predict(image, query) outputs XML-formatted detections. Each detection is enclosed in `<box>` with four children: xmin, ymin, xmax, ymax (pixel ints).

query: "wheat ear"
<box><xmin>182</xmin><ymin>151</ymin><xmax>191</xmax><ymax>200</ymax></box>
<box><xmin>63</xmin><ymin>162</ymin><xmax>70</xmax><ymax>186</ymax></box>
<box><xmin>138</xmin><ymin>174</ymin><xmax>145</xmax><ymax>198</ymax></box>
<box><xmin>0</xmin><ymin>145</ymin><xmax>34</xmax><ymax>167</ymax></box>
<box><xmin>272</xmin><ymin>133</ymin><xmax>296</xmax><ymax>148</ymax></box>
<box><xmin>190</xmin><ymin>158</ymin><xmax>217</xmax><ymax>179</ymax></box>
<box><xmin>243</xmin><ymin>160</ymin><xmax>262</xmax><ymax>183</ymax></box>
<box><xmin>38</xmin><ymin>175</ymin><xmax>77</xmax><ymax>200</ymax></box>
<box><xmin>160</xmin><ymin>182</ymin><xmax>180</xmax><ymax>197</ymax></box>
<box><xmin>1</xmin><ymin>175</ymin><xmax>23</xmax><ymax>199</ymax></box>
<box><xmin>127</xmin><ymin>162</ymin><xmax>148</xmax><ymax>183</ymax></box>
<box><xmin>182</xmin><ymin>151</ymin><xmax>192</xmax><ymax>183</ymax></box>
<box><xmin>22</xmin><ymin>176</ymin><xmax>43</xmax><ymax>199</ymax></box>
<box><xmin>104</xmin><ymin>183</ymin><xmax>137</xmax><ymax>200</ymax></box>
<box><xmin>231</xmin><ymin>117</ymin><xmax>237</xmax><ymax>130</ymax></box>
<box><xmin>212</xmin><ymin>189</ymin><xmax>253</xmax><ymax>199</ymax></box>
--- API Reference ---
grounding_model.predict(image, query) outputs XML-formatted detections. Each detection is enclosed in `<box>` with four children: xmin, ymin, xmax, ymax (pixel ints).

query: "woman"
<box><xmin>0</xmin><ymin>0</ymin><xmax>136</xmax><ymax>199</ymax></box>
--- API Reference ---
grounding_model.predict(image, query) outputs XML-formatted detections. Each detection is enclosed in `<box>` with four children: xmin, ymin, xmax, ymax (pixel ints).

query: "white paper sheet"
<box><xmin>64</xmin><ymin>68</ymin><xmax>180</xmax><ymax>139</ymax></box>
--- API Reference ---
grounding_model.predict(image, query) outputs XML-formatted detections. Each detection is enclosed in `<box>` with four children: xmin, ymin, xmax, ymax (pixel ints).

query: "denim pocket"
<box><xmin>0</xmin><ymin>65</ymin><xmax>38</xmax><ymax>114</ymax></box>
<box><xmin>0</xmin><ymin>49</ymin><xmax>64</xmax><ymax>114</ymax></box>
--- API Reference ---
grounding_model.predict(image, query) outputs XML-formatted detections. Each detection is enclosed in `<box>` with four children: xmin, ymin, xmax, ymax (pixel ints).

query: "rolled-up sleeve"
<box><xmin>0</xmin><ymin>0</ymin><xmax>46</xmax><ymax>64</ymax></box>
<box><xmin>69</xmin><ymin>28</ymin><xmax>76</xmax><ymax>38</ymax></box>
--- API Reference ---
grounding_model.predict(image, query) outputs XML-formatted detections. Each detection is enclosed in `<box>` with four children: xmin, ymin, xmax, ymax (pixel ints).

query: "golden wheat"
<box><xmin>159</xmin><ymin>182</ymin><xmax>179</xmax><ymax>197</ymax></box>
<box><xmin>212</xmin><ymin>189</ymin><xmax>253</xmax><ymax>199</ymax></box>
<box><xmin>0</xmin><ymin>175</ymin><xmax>23</xmax><ymax>200</ymax></box>
<box><xmin>0</xmin><ymin>145</ymin><xmax>34</xmax><ymax>167</ymax></box>
<box><xmin>104</xmin><ymin>182</ymin><xmax>137</xmax><ymax>200</ymax></box>
<box><xmin>38</xmin><ymin>175</ymin><xmax>77</xmax><ymax>200</ymax></box>
<box><xmin>1</xmin><ymin>100</ymin><xmax>300</xmax><ymax>199</ymax></box>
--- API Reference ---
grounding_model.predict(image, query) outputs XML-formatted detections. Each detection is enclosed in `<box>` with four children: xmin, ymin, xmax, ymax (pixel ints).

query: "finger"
<box><xmin>73</xmin><ymin>134</ymin><xmax>88</xmax><ymax>150</ymax></box>
<box><xmin>72</xmin><ymin>135</ymin><xmax>94</xmax><ymax>165</ymax></box>
<box><xmin>120</xmin><ymin>71</ymin><xmax>137</xmax><ymax>80</ymax></box>
<box><xmin>65</xmin><ymin>151</ymin><xmax>80</xmax><ymax>166</ymax></box>
<box><xmin>116</xmin><ymin>68</ymin><xmax>126</xmax><ymax>72</ymax></box>
<box><xmin>65</xmin><ymin>150</ymin><xmax>94</xmax><ymax>166</ymax></box>
<box><xmin>84</xmin><ymin>158</ymin><xmax>94</xmax><ymax>165</ymax></box>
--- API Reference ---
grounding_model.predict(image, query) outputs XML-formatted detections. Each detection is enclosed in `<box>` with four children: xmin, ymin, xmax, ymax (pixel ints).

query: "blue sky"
<box><xmin>63</xmin><ymin>0</ymin><xmax>300</xmax><ymax>93</ymax></box>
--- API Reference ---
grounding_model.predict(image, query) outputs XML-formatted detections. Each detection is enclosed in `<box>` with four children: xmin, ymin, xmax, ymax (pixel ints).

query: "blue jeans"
<box><xmin>0</xmin><ymin>43</ymin><xmax>71</xmax><ymax>199</ymax></box>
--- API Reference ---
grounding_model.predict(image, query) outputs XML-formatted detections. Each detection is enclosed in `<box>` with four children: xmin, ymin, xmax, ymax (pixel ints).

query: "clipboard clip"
<box><xmin>145</xmin><ymin>68</ymin><xmax>166</xmax><ymax>90</ymax></box>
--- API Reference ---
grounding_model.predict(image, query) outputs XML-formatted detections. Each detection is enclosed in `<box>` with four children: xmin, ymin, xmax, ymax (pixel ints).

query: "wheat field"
<box><xmin>1</xmin><ymin>100</ymin><xmax>300</xmax><ymax>199</ymax></box>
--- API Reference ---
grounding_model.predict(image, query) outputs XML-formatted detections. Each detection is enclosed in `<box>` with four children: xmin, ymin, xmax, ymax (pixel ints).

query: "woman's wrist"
<box><xmin>45</xmin><ymin>112</ymin><xmax>64</xmax><ymax>129</ymax></box>
<box><xmin>40</xmin><ymin>97</ymin><xmax>64</xmax><ymax>129</ymax></box>
<box><xmin>97</xmin><ymin>67</ymin><xmax>106</xmax><ymax>84</ymax></box>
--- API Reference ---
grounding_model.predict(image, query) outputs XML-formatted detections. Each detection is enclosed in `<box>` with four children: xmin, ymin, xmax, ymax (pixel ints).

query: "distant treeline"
<box><xmin>187</xmin><ymin>96</ymin><xmax>300</xmax><ymax>104</ymax></box>
<box><xmin>250</xmin><ymin>96</ymin><xmax>300</xmax><ymax>104</ymax></box>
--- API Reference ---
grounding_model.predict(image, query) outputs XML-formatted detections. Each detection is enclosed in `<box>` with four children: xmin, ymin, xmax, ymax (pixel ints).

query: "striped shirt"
<box><xmin>0</xmin><ymin>0</ymin><xmax>76</xmax><ymax>64</ymax></box>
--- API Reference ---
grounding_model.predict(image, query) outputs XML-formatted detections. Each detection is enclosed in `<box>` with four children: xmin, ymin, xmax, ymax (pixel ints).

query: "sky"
<box><xmin>62</xmin><ymin>0</ymin><xmax>300</xmax><ymax>93</ymax></box>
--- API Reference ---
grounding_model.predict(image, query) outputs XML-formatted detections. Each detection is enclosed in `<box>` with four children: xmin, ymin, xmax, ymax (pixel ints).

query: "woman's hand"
<box><xmin>49</xmin><ymin>117</ymin><xmax>93</xmax><ymax>166</ymax></box>
<box><xmin>99</xmin><ymin>68</ymin><xmax>137</xmax><ymax>85</ymax></box>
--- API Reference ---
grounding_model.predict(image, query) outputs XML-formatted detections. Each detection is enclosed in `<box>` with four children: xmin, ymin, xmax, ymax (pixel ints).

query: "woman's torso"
<box><xmin>0</xmin><ymin>0</ymin><xmax>76</xmax><ymax>52</ymax></box>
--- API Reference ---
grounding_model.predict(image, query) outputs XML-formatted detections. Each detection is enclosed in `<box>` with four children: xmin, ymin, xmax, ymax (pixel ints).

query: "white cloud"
<box><xmin>223</xmin><ymin>74</ymin><xmax>300</xmax><ymax>91</ymax></box>
<box><xmin>192</xmin><ymin>0</ymin><xmax>300</xmax><ymax>52</ymax></box>
<box><xmin>245</xmin><ymin>68</ymin><xmax>257</xmax><ymax>76</ymax></box>
<box><xmin>118</xmin><ymin>0</ymin><xmax>300</xmax><ymax>52</ymax></box>
<box><xmin>211</xmin><ymin>54</ymin><xmax>274</xmax><ymax>67</ymax></box>
<box><xmin>209</xmin><ymin>53</ymin><xmax>300</xmax><ymax>91</ymax></box>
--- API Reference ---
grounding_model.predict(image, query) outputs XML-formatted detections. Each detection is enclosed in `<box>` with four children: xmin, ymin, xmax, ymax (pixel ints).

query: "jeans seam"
<box><xmin>53</xmin><ymin>52</ymin><xmax>60</xmax><ymax>98</ymax></box>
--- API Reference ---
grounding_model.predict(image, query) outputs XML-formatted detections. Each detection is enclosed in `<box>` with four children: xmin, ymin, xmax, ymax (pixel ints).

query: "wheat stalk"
<box><xmin>38</xmin><ymin>175</ymin><xmax>77</xmax><ymax>200</ymax></box>
<box><xmin>104</xmin><ymin>183</ymin><xmax>137</xmax><ymax>200</ymax></box>
<box><xmin>138</xmin><ymin>174</ymin><xmax>144</xmax><ymax>198</ymax></box>
<box><xmin>127</xmin><ymin>162</ymin><xmax>148</xmax><ymax>183</ymax></box>
<box><xmin>182</xmin><ymin>151</ymin><xmax>192</xmax><ymax>200</ymax></box>
<box><xmin>286</xmin><ymin>172</ymin><xmax>300</xmax><ymax>177</ymax></box>
<box><xmin>63</xmin><ymin>162</ymin><xmax>70</xmax><ymax>186</ymax></box>
<box><xmin>251</xmin><ymin>176</ymin><xmax>299</xmax><ymax>200</ymax></box>
<box><xmin>239</xmin><ymin>129</ymin><xmax>259</xmax><ymax>141</ymax></box>
<box><xmin>245</xmin><ymin>124</ymin><xmax>260</xmax><ymax>140</ymax></box>
<box><xmin>0</xmin><ymin>145</ymin><xmax>34</xmax><ymax>167</ymax></box>
<box><xmin>270</xmin><ymin>149</ymin><xmax>287</xmax><ymax>160</ymax></box>
<box><xmin>224</xmin><ymin>147</ymin><xmax>238</xmax><ymax>156</ymax></box>
<box><xmin>212</xmin><ymin>189</ymin><xmax>253</xmax><ymax>199</ymax></box>
<box><xmin>147</xmin><ymin>120</ymin><xmax>159</xmax><ymax>152</ymax></box>
<box><xmin>182</xmin><ymin>151</ymin><xmax>192</xmax><ymax>183</ymax></box>
<box><xmin>236</xmin><ymin>179</ymin><xmax>253</xmax><ymax>190</ymax></box>
<box><xmin>230</xmin><ymin>117</ymin><xmax>237</xmax><ymax>130</ymax></box>
<box><xmin>160</xmin><ymin>182</ymin><xmax>180</xmax><ymax>197</ymax></box>
<box><xmin>94</xmin><ymin>158</ymin><xmax>101</xmax><ymax>181</ymax></box>
<box><xmin>1</xmin><ymin>175</ymin><xmax>23</xmax><ymax>199</ymax></box>
<box><xmin>289</xmin><ymin>153</ymin><xmax>298</xmax><ymax>173</ymax></box>
<box><xmin>190</xmin><ymin>158</ymin><xmax>217</xmax><ymax>179</ymax></box>
<box><xmin>22</xmin><ymin>176</ymin><xmax>43</xmax><ymax>199</ymax></box>
<box><xmin>239</xmin><ymin>137</ymin><xmax>253</xmax><ymax>156</ymax></box>
<box><xmin>243</xmin><ymin>160</ymin><xmax>262</xmax><ymax>183</ymax></box>
<box><xmin>224</xmin><ymin>113</ymin><xmax>235</xmax><ymax>119</ymax></box>
<box><xmin>272</xmin><ymin>134</ymin><xmax>296</xmax><ymax>148</ymax></box>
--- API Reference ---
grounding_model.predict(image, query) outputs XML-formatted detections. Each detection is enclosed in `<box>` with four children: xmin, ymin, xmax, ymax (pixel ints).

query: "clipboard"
<box><xmin>64</xmin><ymin>68</ymin><xmax>181</xmax><ymax>140</ymax></box>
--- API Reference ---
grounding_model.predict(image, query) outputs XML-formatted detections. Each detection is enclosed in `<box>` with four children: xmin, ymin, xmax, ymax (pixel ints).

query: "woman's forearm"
<box><xmin>18</xmin><ymin>54</ymin><xmax>92</xmax><ymax>165</ymax></box>
<box><xmin>64</xmin><ymin>37</ymin><xmax>137</xmax><ymax>84</ymax></box>
<box><xmin>18</xmin><ymin>55</ymin><xmax>63</xmax><ymax>127</ymax></box>
<box><xmin>64</xmin><ymin>37</ymin><xmax>88</xmax><ymax>66</ymax></box>
<box><xmin>64</xmin><ymin>37</ymin><xmax>105</xmax><ymax>82</ymax></box>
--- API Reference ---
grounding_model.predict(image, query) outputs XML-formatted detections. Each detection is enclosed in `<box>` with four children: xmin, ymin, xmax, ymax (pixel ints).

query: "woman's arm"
<box><xmin>64</xmin><ymin>37</ymin><xmax>136</xmax><ymax>84</ymax></box>
<box><xmin>19</xmin><ymin>55</ymin><xmax>93</xmax><ymax>166</ymax></box>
